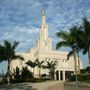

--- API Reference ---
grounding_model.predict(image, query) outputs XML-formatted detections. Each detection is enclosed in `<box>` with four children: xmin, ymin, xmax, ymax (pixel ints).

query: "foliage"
<box><xmin>0</xmin><ymin>40</ymin><xmax>24</xmax><ymax>61</ymax></box>
<box><xmin>80</xmin><ymin>66</ymin><xmax>90</xmax><ymax>74</ymax></box>
<box><xmin>79</xmin><ymin>18</ymin><xmax>90</xmax><ymax>64</ymax></box>
<box><xmin>26</xmin><ymin>59</ymin><xmax>38</xmax><ymax>77</ymax></box>
<box><xmin>26</xmin><ymin>59</ymin><xmax>38</xmax><ymax>68</ymax></box>
<box><xmin>86</xmin><ymin>66</ymin><xmax>90</xmax><ymax>73</ymax></box>
<box><xmin>69</xmin><ymin>74</ymin><xmax>90</xmax><ymax>82</ymax></box>
<box><xmin>56</xmin><ymin>26</ymin><xmax>82</xmax><ymax>59</ymax></box>
<box><xmin>13</xmin><ymin>67</ymin><xmax>21</xmax><ymax>80</ymax></box>
<box><xmin>80</xmin><ymin>69</ymin><xmax>87</xmax><ymax>74</ymax></box>
<box><xmin>21</xmin><ymin>66</ymin><xmax>33</xmax><ymax>79</ymax></box>
<box><xmin>11</xmin><ymin>66</ymin><xmax>33</xmax><ymax>83</ymax></box>
<box><xmin>0</xmin><ymin>40</ymin><xmax>24</xmax><ymax>84</ymax></box>
<box><xmin>36</xmin><ymin>59</ymin><xmax>44</xmax><ymax>77</ymax></box>
<box><xmin>46</xmin><ymin>60</ymin><xmax>57</xmax><ymax>80</ymax></box>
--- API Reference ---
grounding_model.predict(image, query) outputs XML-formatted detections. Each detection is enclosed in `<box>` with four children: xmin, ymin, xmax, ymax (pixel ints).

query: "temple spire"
<box><xmin>41</xmin><ymin>9</ymin><xmax>45</xmax><ymax>16</ymax></box>
<box><xmin>41</xmin><ymin>9</ymin><xmax>46</xmax><ymax>25</ymax></box>
<box><xmin>37</xmin><ymin>9</ymin><xmax>52</xmax><ymax>51</ymax></box>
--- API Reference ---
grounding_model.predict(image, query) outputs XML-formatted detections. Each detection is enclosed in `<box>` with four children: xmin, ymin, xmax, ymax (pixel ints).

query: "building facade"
<box><xmin>10</xmin><ymin>11</ymin><xmax>83</xmax><ymax>81</ymax></box>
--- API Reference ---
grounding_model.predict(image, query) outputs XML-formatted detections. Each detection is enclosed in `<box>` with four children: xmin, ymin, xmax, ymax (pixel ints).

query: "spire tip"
<box><xmin>41</xmin><ymin>9</ymin><xmax>45</xmax><ymax>16</ymax></box>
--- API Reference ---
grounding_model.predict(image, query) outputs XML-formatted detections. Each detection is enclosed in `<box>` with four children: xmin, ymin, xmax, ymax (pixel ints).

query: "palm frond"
<box><xmin>4</xmin><ymin>40</ymin><xmax>12</xmax><ymax>50</ymax></box>
<box><xmin>12</xmin><ymin>55</ymin><xmax>24</xmax><ymax>61</ymax></box>
<box><xmin>67</xmin><ymin>50</ymin><xmax>74</xmax><ymax>60</ymax></box>
<box><xmin>56</xmin><ymin>41</ymin><xmax>69</xmax><ymax>49</ymax></box>
<box><xmin>12</xmin><ymin>41</ymin><xmax>19</xmax><ymax>50</ymax></box>
<box><xmin>26</xmin><ymin>60</ymin><xmax>38</xmax><ymax>68</ymax></box>
<box><xmin>56</xmin><ymin>31</ymin><xmax>69</xmax><ymax>40</ymax></box>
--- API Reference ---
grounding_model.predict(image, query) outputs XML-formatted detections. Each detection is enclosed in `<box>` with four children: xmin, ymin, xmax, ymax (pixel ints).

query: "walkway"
<box><xmin>30</xmin><ymin>81</ymin><xmax>64</xmax><ymax>90</ymax></box>
<box><xmin>0</xmin><ymin>81</ymin><xmax>90</xmax><ymax>90</ymax></box>
<box><xmin>0</xmin><ymin>81</ymin><xmax>64</xmax><ymax>90</ymax></box>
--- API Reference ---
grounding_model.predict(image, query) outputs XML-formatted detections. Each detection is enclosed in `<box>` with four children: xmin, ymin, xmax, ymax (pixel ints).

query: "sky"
<box><xmin>0</xmin><ymin>0</ymin><xmax>90</xmax><ymax>74</ymax></box>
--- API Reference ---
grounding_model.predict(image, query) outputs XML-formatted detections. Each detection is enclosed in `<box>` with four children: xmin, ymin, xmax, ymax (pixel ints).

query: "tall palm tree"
<box><xmin>67</xmin><ymin>26</ymin><xmax>82</xmax><ymax>74</ymax></box>
<box><xmin>46</xmin><ymin>60</ymin><xmax>57</xmax><ymax>80</ymax></box>
<box><xmin>36</xmin><ymin>59</ymin><xmax>44</xmax><ymax>78</ymax></box>
<box><xmin>0</xmin><ymin>40</ymin><xmax>24</xmax><ymax>84</ymax></box>
<box><xmin>80</xmin><ymin>17</ymin><xmax>90</xmax><ymax>64</ymax></box>
<box><xmin>26</xmin><ymin>59</ymin><xmax>38</xmax><ymax>77</ymax></box>
<box><xmin>56</xmin><ymin>26</ymin><xmax>81</xmax><ymax>90</ymax></box>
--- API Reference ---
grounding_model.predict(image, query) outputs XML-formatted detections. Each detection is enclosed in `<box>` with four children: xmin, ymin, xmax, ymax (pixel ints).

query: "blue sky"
<box><xmin>0</xmin><ymin>0</ymin><xmax>90</xmax><ymax>73</ymax></box>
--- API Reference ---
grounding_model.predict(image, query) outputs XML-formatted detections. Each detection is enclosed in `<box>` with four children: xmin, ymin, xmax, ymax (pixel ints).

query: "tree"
<box><xmin>0</xmin><ymin>40</ymin><xmax>24</xmax><ymax>84</ymax></box>
<box><xmin>46</xmin><ymin>60</ymin><xmax>57</xmax><ymax>80</ymax></box>
<box><xmin>21</xmin><ymin>66</ymin><xmax>33</xmax><ymax>80</ymax></box>
<box><xmin>13</xmin><ymin>66</ymin><xmax>22</xmax><ymax>83</ymax></box>
<box><xmin>36</xmin><ymin>59</ymin><xmax>44</xmax><ymax>78</ymax></box>
<box><xmin>13</xmin><ymin>66</ymin><xmax>21</xmax><ymax>80</ymax></box>
<box><xmin>56</xmin><ymin>26</ymin><xmax>81</xmax><ymax>90</ymax></box>
<box><xmin>67</xmin><ymin>26</ymin><xmax>82</xmax><ymax>74</ymax></box>
<box><xmin>80</xmin><ymin>17</ymin><xmax>90</xmax><ymax>64</ymax></box>
<box><xmin>26</xmin><ymin>59</ymin><xmax>38</xmax><ymax>77</ymax></box>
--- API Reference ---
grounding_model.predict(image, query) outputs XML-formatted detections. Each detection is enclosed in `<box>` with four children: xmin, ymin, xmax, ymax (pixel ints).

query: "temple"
<box><xmin>10</xmin><ymin>10</ymin><xmax>83</xmax><ymax>81</ymax></box>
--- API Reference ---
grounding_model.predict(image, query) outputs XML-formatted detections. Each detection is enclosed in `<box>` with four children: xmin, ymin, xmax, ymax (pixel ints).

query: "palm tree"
<box><xmin>36</xmin><ymin>59</ymin><xmax>44</xmax><ymax>78</ymax></box>
<box><xmin>56</xmin><ymin>26</ymin><xmax>82</xmax><ymax>90</ymax></box>
<box><xmin>13</xmin><ymin>66</ymin><xmax>21</xmax><ymax>82</ymax></box>
<box><xmin>67</xmin><ymin>26</ymin><xmax>82</xmax><ymax>74</ymax></box>
<box><xmin>26</xmin><ymin>59</ymin><xmax>38</xmax><ymax>77</ymax></box>
<box><xmin>46</xmin><ymin>60</ymin><xmax>57</xmax><ymax>80</ymax></box>
<box><xmin>21</xmin><ymin>66</ymin><xmax>33</xmax><ymax>80</ymax></box>
<box><xmin>0</xmin><ymin>40</ymin><xmax>24</xmax><ymax>84</ymax></box>
<box><xmin>80</xmin><ymin>17</ymin><xmax>90</xmax><ymax>64</ymax></box>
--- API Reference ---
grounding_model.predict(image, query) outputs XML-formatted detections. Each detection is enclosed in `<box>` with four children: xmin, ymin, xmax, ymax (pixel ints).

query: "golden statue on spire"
<box><xmin>41</xmin><ymin>8</ymin><xmax>45</xmax><ymax>16</ymax></box>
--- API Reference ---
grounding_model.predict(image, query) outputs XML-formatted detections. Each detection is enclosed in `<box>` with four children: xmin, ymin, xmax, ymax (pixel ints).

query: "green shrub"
<box><xmin>69</xmin><ymin>75</ymin><xmax>76</xmax><ymax>81</ymax></box>
<box><xmin>86</xmin><ymin>67</ymin><xmax>90</xmax><ymax>73</ymax></box>
<box><xmin>0</xmin><ymin>77</ymin><xmax>7</xmax><ymax>85</ymax></box>
<box><xmin>68</xmin><ymin>74</ymin><xmax>90</xmax><ymax>82</ymax></box>
<box><xmin>11</xmin><ymin>78</ymin><xmax>23</xmax><ymax>83</ymax></box>
<box><xmin>21</xmin><ymin>66</ymin><xmax>33</xmax><ymax>80</ymax></box>
<box><xmin>78</xmin><ymin>75</ymin><xmax>86</xmax><ymax>81</ymax></box>
<box><xmin>11</xmin><ymin>66</ymin><xmax>33</xmax><ymax>83</ymax></box>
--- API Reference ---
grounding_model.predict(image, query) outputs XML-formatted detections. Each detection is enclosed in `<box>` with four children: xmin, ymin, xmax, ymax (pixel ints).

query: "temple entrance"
<box><xmin>65</xmin><ymin>71</ymin><xmax>74</xmax><ymax>80</ymax></box>
<box><xmin>55</xmin><ymin>70</ymin><xmax>74</xmax><ymax>81</ymax></box>
<box><xmin>56</xmin><ymin>70</ymin><xmax>59</xmax><ymax>80</ymax></box>
<box><xmin>60</xmin><ymin>71</ymin><xmax>63</xmax><ymax>80</ymax></box>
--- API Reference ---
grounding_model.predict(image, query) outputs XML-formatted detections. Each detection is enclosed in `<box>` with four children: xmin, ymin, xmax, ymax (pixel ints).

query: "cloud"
<box><xmin>0</xmin><ymin>26</ymin><xmax>39</xmax><ymax>52</ymax></box>
<box><xmin>0</xmin><ymin>0</ymin><xmax>90</xmax><ymax>53</ymax></box>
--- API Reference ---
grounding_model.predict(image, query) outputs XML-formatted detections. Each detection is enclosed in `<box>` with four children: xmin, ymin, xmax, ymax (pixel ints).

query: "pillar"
<box><xmin>63</xmin><ymin>71</ymin><xmax>65</xmax><ymax>81</ymax></box>
<box><xmin>54</xmin><ymin>70</ymin><xmax>56</xmax><ymax>80</ymax></box>
<box><xmin>58</xmin><ymin>70</ymin><xmax>61</xmax><ymax>80</ymax></box>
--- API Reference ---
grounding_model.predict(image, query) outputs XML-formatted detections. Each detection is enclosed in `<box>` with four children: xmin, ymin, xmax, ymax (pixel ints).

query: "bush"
<box><xmin>68</xmin><ymin>74</ymin><xmax>90</xmax><ymax>82</ymax></box>
<box><xmin>11</xmin><ymin>78</ymin><xmax>23</xmax><ymax>83</ymax></box>
<box><xmin>21</xmin><ymin>67</ymin><xmax>33</xmax><ymax>80</ymax></box>
<box><xmin>80</xmin><ymin>69</ymin><xmax>86</xmax><ymax>74</ymax></box>
<box><xmin>69</xmin><ymin>75</ymin><xmax>76</xmax><ymax>81</ymax></box>
<box><xmin>11</xmin><ymin>66</ymin><xmax>33</xmax><ymax>83</ymax></box>
<box><xmin>0</xmin><ymin>77</ymin><xmax>7</xmax><ymax>85</ymax></box>
<box><xmin>78</xmin><ymin>75</ymin><xmax>86</xmax><ymax>81</ymax></box>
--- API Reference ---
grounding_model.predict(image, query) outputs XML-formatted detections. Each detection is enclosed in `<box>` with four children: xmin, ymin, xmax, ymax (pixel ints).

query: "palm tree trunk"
<box><xmin>88</xmin><ymin>45</ymin><xmax>90</xmax><ymax>64</ymax></box>
<box><xmin>33</xmin><ymin>68</ymin><xmax>34</xmax><ymax>78</ymax></box>
<box><xmin>39</xmin><ymin>68</ymin><xmax>41</xmax><ymax>78</ymax></box>
<box><xmin>7</xmin><ymin>59</ymin><xmax>10</xmax><ymax>84</ymax></box>
<box><xmin>50</xmin><ymin>70</ymin><xmax>52</xmax><ymax>80</ymax></box>
<box><xmin>73</xmin><ymin>48</ymin><xmax>78</xmax><ymax>90</ymax></box>
<box><xmin>77</xmin><ymin>52</ymin><xmax>80</xmax><ymax>74</ymax></box>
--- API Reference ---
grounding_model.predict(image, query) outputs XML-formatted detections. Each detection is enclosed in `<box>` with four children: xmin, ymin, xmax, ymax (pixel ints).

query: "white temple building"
<box><xmin>10</xmin><ymin>10</ymin><xmax>83</xmax><ymax>81</ymax></box>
